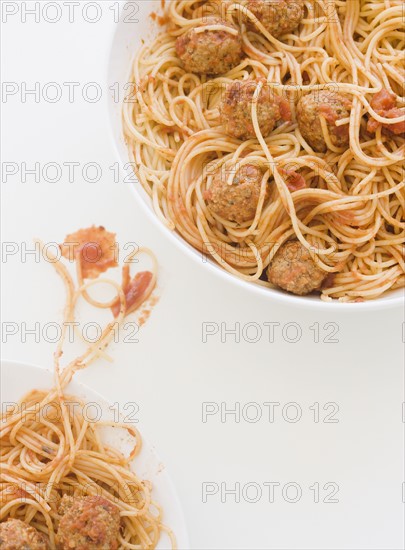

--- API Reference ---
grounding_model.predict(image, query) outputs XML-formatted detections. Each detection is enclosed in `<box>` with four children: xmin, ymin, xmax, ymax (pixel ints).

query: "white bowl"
<box><xmin>106</xmin><ymin>0</ymin><xmax>404</xmax><ymax>311</ymax></box>
<box><xmin>1</xmin><ymin>360</ymin><xmax>189</xmax><ymax>549</ymax></box>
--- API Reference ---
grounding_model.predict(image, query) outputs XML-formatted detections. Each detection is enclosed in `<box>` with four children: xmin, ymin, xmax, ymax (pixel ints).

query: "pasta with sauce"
<box><xmin>124</xmin><ymin>0</ymin><xmax>404</xmax><ymax>301</ymax></box>
<box><xmin>0</xmin><ymin>227</ymin><xmax>175</xmax><ymax>549</ymax></box>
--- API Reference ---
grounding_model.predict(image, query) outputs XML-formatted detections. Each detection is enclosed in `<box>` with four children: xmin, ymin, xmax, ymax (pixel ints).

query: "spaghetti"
<box><xmin>124</xmin><ymin>0</ymin><xmax>405</xmax><ymax>301</ymax></box>
<box><xmin>0</xmin><ymin>228</ymin><xmax>175</xmax><ymax>549</ymax></box>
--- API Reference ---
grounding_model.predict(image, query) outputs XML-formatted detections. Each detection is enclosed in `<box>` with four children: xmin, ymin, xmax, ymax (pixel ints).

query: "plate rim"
<box><xmin>0</xmin><ymin>359</ymin><xmax>190</xmax><ymax>550</ymax></box>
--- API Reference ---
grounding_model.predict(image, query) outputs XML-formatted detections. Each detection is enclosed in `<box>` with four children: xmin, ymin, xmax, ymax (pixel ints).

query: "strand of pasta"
<box><xmin>0</xmin><ymin>242</ymin><xmax>174</xmax><ymax>548</ymax></box>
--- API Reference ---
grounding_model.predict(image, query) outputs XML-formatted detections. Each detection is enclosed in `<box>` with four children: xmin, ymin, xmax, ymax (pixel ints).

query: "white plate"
<box><xmin>105</xmin><ymin>0</ymin><xmax>403</xmax><ymax>311</ymax></box>
<box><xmin>0</xmin><ymin>360</ymin><xmax>189</xmax><ymax>550</ymax></box>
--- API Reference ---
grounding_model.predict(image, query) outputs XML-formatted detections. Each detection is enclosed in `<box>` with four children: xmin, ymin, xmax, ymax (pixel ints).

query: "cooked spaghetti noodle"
<box><xmin>0</xmin><ymin>231</ymin><xmax>175</xmax><ymax>549</ymax></box>
<box><xmin>124</xmin><ymin>0</ymin><xmax>405</xmax><ymax>301</ymax></box>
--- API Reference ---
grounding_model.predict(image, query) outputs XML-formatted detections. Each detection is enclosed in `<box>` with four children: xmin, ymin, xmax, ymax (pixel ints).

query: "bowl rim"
<box><xmin>104</xmin><ymin>1</ymin><xmax>404</xmax><ymax>312</ymax></box>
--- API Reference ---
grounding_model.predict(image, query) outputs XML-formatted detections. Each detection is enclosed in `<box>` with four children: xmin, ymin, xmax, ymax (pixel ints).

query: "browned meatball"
<box><xmin>56</xmin><ymin>495</ymin><xmax>120</xmax><ymax>550</ymax></box>
<box><xmin>220</xmin><ymin>79</ymin><xmax>292</xmax><ymax>139</ymax></box>
<box><xmin>175</xmin><ymin>17</ymin><xmax>243</xmax><ymax>75</ymax></box>
<box><xmin>297</xmin><ymin>91</ymin><xmax>351</xmax><ymax>152</ymax></box>
<box><xmin>246</xmin><ymin>0</ymin><xmax>304</xmax><ymax>38</ymax></box>
<box><xmin>0</xmin><ymin>519</ymin><xmax>48</xmax><ymax>550</ymax></box>
<box><xmin>205</xmin><ymin>163</ymin><xmax>266</xmax><ymax>223</ymax></box>
<box><xmin>267</xmin><ymin>240</ymin><xmax>327</xmax><ymax>295</ymax></box>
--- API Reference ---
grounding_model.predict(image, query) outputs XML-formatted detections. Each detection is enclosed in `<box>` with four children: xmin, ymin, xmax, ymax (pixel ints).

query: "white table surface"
<box><xmin>1</xmin><ymin>3</ymin><xmax>404</xmax><ymax>549</ymax></box>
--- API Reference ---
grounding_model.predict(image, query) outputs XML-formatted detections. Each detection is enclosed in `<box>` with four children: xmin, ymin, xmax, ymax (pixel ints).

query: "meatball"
<box><xmin>205</xmin><ymin>163</ymin><xmax>266</xmax><ymax>223</ymax></box>
<box><xmin>297</xmin><ymin>91</ymin><xmax>351</xmax><ymax>152</ymax></box>
<box><xmin>175</xmin><ymin>17</ymin><xmax>243</xmax><ymax>75</ymax></box>
<box><xmin>267</xmin><ymin>240</ymin><xmax>327</xmax><ymax>295</ymax></box>
<box><xmin>246</xmin><ymin>0</ymin><xmax>304</xmax><ymax>38</ymax></box>
<box><xmin>0</xmin><ymin>518</ymin><xmax>48</xmax><ymax>550</ymax></box>
<box><xmin>220</xmin><ymin>79</ymin><xmax>291</xmax><ymax>139</ymax></box>
<box><xmin>56</xmin><ymin>495</ymin><xmax>121</xmax><ymax>550</ymax></box>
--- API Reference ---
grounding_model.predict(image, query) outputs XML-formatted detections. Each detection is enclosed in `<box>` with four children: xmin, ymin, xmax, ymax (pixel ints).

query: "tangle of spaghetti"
<box><xmin>0</xmin><ymin>229</ymin><xmax>175</xmax><ymax>549</ymax></box>
<box><xmin>124</xmin><ymin>0</ymin><xmax>404</xmax><ymax>302</ymax></box>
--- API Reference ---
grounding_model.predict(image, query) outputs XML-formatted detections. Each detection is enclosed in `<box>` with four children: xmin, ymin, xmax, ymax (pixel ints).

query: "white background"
<box><xmin>1</xmin><ymin>2</ymin><xmax>404</xmax><ymax>549</ymax></box>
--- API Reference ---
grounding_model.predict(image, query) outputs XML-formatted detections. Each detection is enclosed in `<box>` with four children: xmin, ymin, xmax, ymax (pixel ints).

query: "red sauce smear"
<box><xmin>367</xmin><ymin>89</ymin><xmax>405</xmax><ymax>135</ymax></box>
<box><xmin>319</xmin><ymin>104</ymin><xmax>349</xmax><ymax>138</ymax></box>
<box><xmin>319</xmin><ymin>104</ymin><xmax>338</xmax><ymax>125</ymax></box>
<box><xmin>60</xmin><ymin>226</ymin><xmax>118</xmax><ymax>279</ymax></box>
<box><xmin>279</xmin><ymin>168</ymin><xmax>306</xmax><ymax>192</ymax></box>
<box><xmin>150</xmin><ymin>10</ymin><xmax>168</xmax><ymax>25</ymax></box>
<box><xmin>111</xmin><ymin>268</ymin><xmax>153</xmax><ymax>318</ymax></box>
